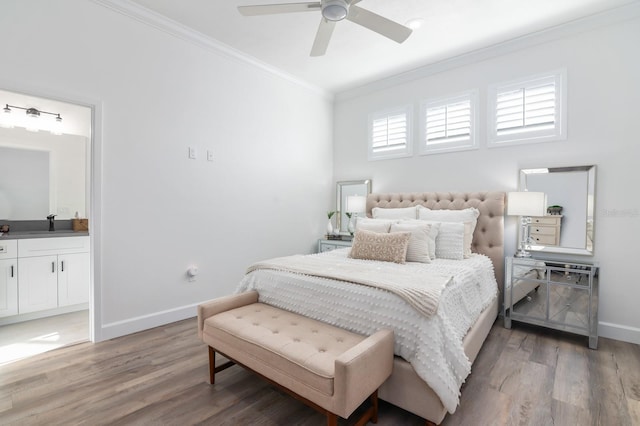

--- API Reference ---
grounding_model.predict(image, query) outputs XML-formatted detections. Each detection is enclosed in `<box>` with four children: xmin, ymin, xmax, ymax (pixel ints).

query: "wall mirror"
<box><xmin>0</xmin><ymin>89</ymin><xmax>91</xmax><ymax>221</ymax></box>
<box><xmin>336</xmin><ymin>179</ymin><xmax>372</xmax><ymax>233</ymax></box>
<box><xmin>520</xmin><ymin>165</ymin><xmax>596</xmax><ymax>255</ymax></box>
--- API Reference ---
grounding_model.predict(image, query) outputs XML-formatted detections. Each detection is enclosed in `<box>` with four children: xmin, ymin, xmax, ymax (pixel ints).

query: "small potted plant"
<box><xmin>547</xmin><ymin>205</ymin><xmax>563</xmax><ymax>215</ymax></box>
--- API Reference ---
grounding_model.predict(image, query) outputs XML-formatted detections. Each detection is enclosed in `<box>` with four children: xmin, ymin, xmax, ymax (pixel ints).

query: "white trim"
<box><xmin>599</xmin><ymin>321</ymin><xmax>640</xmax><ymax>346</ymax></box>
<box><xmin>419</xmin><ymin>89</ymin><xmax>479</xmax><ymax>155</ymax></box>
<box><xmin>90</xmin><ymin>0</ymin><xmax>332</xmax><ymax>100</ymax></box>
<box><xmin>336</xmin><ymin>2</ymin><xmax>640</xmax><ymax>101</ymax></box>
<box><xmin>0</xmin><ymin>78</ymin><xmax>104</xmax><ymax>343</ymax></box>
<box><xmin>367</xmin><ymin>104</ymin><xmax>413</xmax><ymax>161</ymax></box>
<box><xmin>487</xmin><ymin>68</ymin><xmax>567</xmax><ymax>148</ymax></box>
<box><xmin>100</xmin><ymin>302</ymin><xmax>198</xmax><ymax>340</ymax></box>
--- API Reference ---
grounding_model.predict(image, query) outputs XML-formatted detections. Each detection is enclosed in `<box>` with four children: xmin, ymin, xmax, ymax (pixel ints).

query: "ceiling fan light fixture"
<box><xmin>322</xmin><ymin>0</ymin><xmax>348</xmax><ymax>21</ymax></box>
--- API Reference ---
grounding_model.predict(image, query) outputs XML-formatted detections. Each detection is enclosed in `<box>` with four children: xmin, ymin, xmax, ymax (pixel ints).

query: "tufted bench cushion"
<box><xmin>198</xmin><ymin>291</ymin><xmax>394</xmax><ymax>425</ymax></box>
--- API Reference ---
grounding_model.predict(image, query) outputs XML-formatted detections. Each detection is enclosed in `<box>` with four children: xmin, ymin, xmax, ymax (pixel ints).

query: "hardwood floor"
<box><xmin>1</xmin><ymin>318</ymin><xmax>639</xmax><ymax>425</ymax></box>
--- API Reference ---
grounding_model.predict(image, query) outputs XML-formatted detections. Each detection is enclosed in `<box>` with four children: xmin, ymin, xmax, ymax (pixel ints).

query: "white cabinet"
<box><xmin>0</xmin><ymin>240</ymin><xmax>18</xmax><ymax>318</ymax></box>
<box><xmin>58</xmin><ymin>252</ymin><xmax>90</xmax><ymax>306</ymax></box>
<box><xmin>18</xmin><ymin>255</ymin><xmax>59</xmax><ymax>314</ymax></box>
<box><xmin>17</xmin><ymin>236</ymin><xmax>90</xmax><ymax>315</ymax></box>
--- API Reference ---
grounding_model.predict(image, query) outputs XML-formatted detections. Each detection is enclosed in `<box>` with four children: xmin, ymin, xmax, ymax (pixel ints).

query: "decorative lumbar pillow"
<box><xmin>419</xmin><ymin>221</ymin><xmax>466</xmax><ymax>260</ymax></box>
<box><xmin>417</xmin><ymin>207</ymin><xmax>479</xmax><ymax>257</ymax></box>
<box><xmin>349</xmin><ymin>229</ymin><xmax>411</xmax><ymax>264</ymax></box>
<box><xmin>355</xmin><ymin>217</ymin><xmax>394</xmax><ymax>233</ymax></box>
<box><xmin>372</xmin><ymin>206</ymin><xmax>418</xmax><ymax>220</ymax></box>
<box><xmin>390</xmin><ymin>222</ymin><xmax>433</xmax><ymax>263</ymax></box>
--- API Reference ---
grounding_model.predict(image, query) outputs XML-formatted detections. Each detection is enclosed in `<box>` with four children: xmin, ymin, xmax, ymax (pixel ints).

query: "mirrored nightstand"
<box><xmin>317</xmin><ymin>239</ymin><xmax>352</xmax><ymax>253</ymax></box>
<box><xmin>504</xmin><ymin>256</ymin><xmax>599</xmax><ymax>349</ymax></box>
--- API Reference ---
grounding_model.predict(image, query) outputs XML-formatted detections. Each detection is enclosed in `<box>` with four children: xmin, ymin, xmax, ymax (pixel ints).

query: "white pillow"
<box><xmin>428</xmin><ymin>221</ymin><xmax>466</xmax><ymax>260</ymax></box>
<box><xmin>372</xmin><ymin>206</ymin><xmax>418</xmax><ymax>220</ymax></box>
<box><xmin>398</xmin><ymin>220</ymin><xmax>440</xmax><ymax>260</ymax></box>
<box><xmin>355</xmin><ymin>217</ymin><xmax>394</xmax><ymax>233</ymax></box>
<box><xmin>390</xmin><ymin>222</ymin><xmax>433</xmax><ymax>263</ymax></box>
<box><xmin>417</xmin><ymin>207</ymin><xmax>479</xmax><ymax>257</ymax></box>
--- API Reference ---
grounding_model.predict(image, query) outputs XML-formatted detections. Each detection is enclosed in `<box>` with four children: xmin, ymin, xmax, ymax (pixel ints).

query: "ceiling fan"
<box><xmin>238</xmin><ymin>0</ymin><xmax>413</xmax><ymax>57</ymax></box>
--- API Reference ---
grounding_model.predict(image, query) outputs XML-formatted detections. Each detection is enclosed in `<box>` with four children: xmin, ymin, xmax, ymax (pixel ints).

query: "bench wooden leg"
<box><xmin>208</xmin><ymin>346</ymin><xmax>235</xmax><ymax>385</ymax></box>
<box><xmin>326</xmin><ymin>413</ymin><xmax>338</xmax><ymax>426</ymax></box>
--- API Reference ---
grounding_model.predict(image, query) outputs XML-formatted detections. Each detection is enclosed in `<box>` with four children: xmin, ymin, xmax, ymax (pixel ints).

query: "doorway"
<box><xmin>0</xmin><ymin>88</ymin><xmax>95</xmax><ymax>364</ymax></box>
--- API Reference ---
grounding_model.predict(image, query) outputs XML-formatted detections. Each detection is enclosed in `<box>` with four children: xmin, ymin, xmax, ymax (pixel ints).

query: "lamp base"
<box><xmin>514</xmin><ymin>249</ymin><xmax>532</xmax><ymax>258</ymax></box>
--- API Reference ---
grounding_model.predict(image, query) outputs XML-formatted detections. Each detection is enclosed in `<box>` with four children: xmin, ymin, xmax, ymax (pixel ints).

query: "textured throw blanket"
<box><xmin>247</xmin><ymin>253</ymin><xmax>452</xmax><ymax>317</ymax></box>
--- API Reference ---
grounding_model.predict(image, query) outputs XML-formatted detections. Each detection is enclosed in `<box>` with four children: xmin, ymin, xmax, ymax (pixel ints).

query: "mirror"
<box><xmin>520</xmin><ymin>166</ymin><xmax>596</xmax><ymax>255</ymax></box>
<box><xmin>336</xmin><ymin>179</ymin><xmax>372</xmax><ymax>233</ymax></box>
<box><xmin>0</xmin><ymin>89</ymin><xmax>91</xmax><ymax>220</ymax></box>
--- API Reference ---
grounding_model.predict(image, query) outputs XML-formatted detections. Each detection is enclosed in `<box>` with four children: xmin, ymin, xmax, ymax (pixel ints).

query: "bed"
<box><xmin>237</xmin><ymin>192</ymin><xmax>505</xmax><ymax>425</ymax></box>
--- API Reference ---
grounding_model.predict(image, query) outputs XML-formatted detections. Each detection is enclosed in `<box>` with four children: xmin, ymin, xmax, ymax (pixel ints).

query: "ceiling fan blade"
<box><xmin>238</xmin><ymin>2</ymin><xmax>320</xmax><ymax>16</ymax></box>
<box><xmin>346</xmin><ymin>5</ymin><xmax>412</xmax><ymax>43</ymax></box>
<box><xmin>310</xmin><ymin>18</ymin><xmax>336</xmax><ymax>57</ymax></box>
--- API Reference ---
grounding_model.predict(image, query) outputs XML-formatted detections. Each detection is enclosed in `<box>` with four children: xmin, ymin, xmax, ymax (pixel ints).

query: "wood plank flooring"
<box><xmin>1</xmin><ymin>318</ymin><xmax>639</xmax><ymax>425</ymax></box>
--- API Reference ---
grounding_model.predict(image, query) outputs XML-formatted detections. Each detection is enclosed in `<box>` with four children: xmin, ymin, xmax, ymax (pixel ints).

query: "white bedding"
<box><xmin>236</xmin><ymin>248</ymin><xmax>498</xmax><ymax>413</ymax></box>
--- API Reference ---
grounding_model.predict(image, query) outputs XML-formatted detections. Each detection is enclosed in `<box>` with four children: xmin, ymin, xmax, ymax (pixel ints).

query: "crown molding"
<box><xmin>90</xmin><ymin>0</ymin><xmax>333</xmax><ymax>100</ymax></box>
<box><xmin>335</xmin><ymin>1</ymin><xmax>640</xmax><ymax>102</ymax></box>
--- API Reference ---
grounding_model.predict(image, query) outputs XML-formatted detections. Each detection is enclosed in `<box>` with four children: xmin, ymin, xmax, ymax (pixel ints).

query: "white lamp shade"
<box><xmin>507</xmin><ymin>192</ymin><xmax>547</xmax><ymax>216</ymax></box>
<box><xmin>346</xmin><ymin>195</ymin><xmax>366</xmax><ymax>213</ymax></box>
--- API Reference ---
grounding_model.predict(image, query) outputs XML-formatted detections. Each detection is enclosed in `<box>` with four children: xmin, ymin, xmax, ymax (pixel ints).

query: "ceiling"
<box><xmin>124</xmin><ymin>0</ymin><xmax>634</xmax><ymax>93</ymax></box>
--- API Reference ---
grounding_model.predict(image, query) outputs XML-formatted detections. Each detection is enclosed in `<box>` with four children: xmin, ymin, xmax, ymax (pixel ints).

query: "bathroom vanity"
<box><xmin>0</xmin><ymin>234</ymin><xmax>89</xmax><ymax>324</ymax></box>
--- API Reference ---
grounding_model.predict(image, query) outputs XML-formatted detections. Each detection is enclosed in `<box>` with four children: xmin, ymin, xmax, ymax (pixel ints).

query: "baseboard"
<box><xmin>99</xmin><ymin>303</ymin><xmax>199</xmax><ymax>341</ymax></box>
<box><xmin>599</xmin><ymin>321</ymin><xmax>640</xmax><ymax>345</ymax></box>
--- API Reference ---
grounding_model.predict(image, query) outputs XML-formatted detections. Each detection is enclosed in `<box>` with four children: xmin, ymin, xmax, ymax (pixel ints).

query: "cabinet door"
<box><xmin>18</xmin><ymin>256</ymin><xmax>59</xmax><ymax>314</ymax></box>
<box><xmin>58</xmin><ymin>252</ymin><xmax>90</xmax><ymax>306</ymax></box>
<box><xmin>0</xmin><ymin>259</ymin><xmax>18</xmax><ymax>318</ymax></box>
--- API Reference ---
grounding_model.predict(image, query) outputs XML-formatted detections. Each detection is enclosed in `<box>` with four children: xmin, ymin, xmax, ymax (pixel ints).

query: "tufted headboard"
<box><xmin>366</xmin><ymin>192</ymin><xmax>506</xmax><ymax>293</ymax></box>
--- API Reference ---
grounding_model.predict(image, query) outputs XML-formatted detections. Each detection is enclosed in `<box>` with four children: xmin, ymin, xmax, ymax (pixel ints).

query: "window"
<box><xmin>488</xmin><ymin>69</ymin><xmax>566</xmax><ymax>147</ymax></box>
<box><xmin>368</xmin><ymin>105</ymin><xmax>412</xmax><ymax>161</ymax></box>
<box><xmin>420</xmin><ymin>90</ymin><xmax>478</xmax><ymax>155</ymax></box>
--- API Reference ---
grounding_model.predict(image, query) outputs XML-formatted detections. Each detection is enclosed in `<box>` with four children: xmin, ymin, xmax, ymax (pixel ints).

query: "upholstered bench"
<box><xmin>197</xmin><ymin>291</ymin><xmax>394</xmax><ymax>426</ymax></box>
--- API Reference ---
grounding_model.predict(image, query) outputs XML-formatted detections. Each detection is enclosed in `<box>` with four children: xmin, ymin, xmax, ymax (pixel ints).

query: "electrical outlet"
<box><xmin>188</xmin><ymin>146</ymin><xmax>197</xmax><ymax>159</ymax></box>
<box><xmin>207</xmin><ymin>150</ymin><xmax>214</xmax><ymax>161</ymax></box>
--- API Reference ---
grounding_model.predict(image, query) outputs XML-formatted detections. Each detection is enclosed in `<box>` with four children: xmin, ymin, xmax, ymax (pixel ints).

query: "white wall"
<box><xmin>333</xmin><ymin>12</ymin><xmax>640</xmax><ymax>343</ymax></box>
<box><xmin>0</xmin><ymin>0</ymin><xmax>333</xmax><ymax>340</ymax></box>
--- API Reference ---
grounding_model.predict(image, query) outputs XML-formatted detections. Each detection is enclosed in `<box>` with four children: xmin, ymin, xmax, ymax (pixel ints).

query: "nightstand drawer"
<box><xmin>531</xmin><ymin>216</ymin><xmax>562</xmax><ymax>225</ymax></box>
<box><xmin>530</xmin><ymin>226</ymin><xmax>557</xmax><ymax>235</ymax></box>
<box><xmin>531</xmin><ymin>234</ymin><xmax>557</xmax><ymax>245</ymax></box>
<box><xmin>317</xmin><ymin>239</ymin><xmax>352</xmax><ymax>253</ymax></box>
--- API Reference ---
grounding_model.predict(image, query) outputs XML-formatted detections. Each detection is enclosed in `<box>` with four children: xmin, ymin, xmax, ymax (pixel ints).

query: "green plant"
<box><xmin>327</xmin><ymin>211</ymin><xmax>336</xmax><ymax>219</ymax></box>
<box><xmin>345</xmin><ymin>212</ymin><xmax>352</xmax><ymax>219</ymax></box>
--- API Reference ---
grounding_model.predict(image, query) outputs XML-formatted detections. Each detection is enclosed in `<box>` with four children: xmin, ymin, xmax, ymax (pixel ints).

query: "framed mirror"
<box><xmin>336</xmin><ymin>179</ymin><xmax>372</xmax><ymax>233</ymax></box>
<box><xmin>520</xmin><ymin>166</ymin><xmax>596</xmax><ymax>255</ymax></box>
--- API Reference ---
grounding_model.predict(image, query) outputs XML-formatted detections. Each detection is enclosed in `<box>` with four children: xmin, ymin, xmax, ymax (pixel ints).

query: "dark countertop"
<box><xmin>0</xmin><ymin>230</ymin><xmax>89</xmax><ymax>240</ymax></box>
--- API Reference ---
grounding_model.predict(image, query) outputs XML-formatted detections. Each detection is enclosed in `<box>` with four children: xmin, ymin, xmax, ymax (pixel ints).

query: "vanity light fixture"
<box><xmin>2</xmin><ymin>104</ymin><xmax>63</xmax><ymax>135</ymax></box>
<box><xmin>507</xmin><ymin>191</ymin><xmax>547</xmax><ymax>258</ymax></box>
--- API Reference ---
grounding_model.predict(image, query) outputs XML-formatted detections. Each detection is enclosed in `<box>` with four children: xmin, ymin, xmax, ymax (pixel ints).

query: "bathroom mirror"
<box><xmin>0</xmin><ymin>89</ymin><xmax>91</xmax><ymax>221</ymax></box>
<box><xmin>520</xmin><ymin>165</ymin><xmax>596</xmax><ymax>255</ymax></box>
<box><xmin>336</xmin><ymin>179</ymin><xmax>372</xmax><ymax>233</ymax></box>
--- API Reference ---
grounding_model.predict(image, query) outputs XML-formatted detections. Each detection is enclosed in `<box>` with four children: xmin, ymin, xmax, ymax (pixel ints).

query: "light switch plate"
<box><xmin>207</xmin><ymin>150</ymin><xmax>214</xmax><ymax>161</ymax></box>
<box><xmin>188</xmin><ymin>146</ymin><xmax>197</xmax><ymax>159</ymax></box>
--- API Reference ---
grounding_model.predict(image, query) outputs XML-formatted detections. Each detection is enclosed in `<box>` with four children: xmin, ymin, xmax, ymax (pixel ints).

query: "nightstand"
<box><xmin>504</xmin><ymin>256</ymin><xmax>599</xmax><ymax>349</ymax></box>
<box><xmin>317</xmin><ymin>239</ymin><xmax>352</xmax><ymax>253</ymax></box>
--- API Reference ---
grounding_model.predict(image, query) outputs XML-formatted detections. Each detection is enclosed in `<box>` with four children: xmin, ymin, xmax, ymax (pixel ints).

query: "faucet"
<box><xmin>47</xmin><ymin>214</ymin><xmax>56</xmax><ymax>232</ymax></box>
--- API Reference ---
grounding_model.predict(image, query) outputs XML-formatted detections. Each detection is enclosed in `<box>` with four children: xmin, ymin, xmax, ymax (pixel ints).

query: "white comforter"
<box><xmin>236</xmin><ymin>248</ymin><xmax>498</xmax><ymax>413</ymax></box>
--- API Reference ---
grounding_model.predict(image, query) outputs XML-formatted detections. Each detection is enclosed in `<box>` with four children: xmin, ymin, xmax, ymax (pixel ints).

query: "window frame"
<box><xmin>487</xmin><ymin>69</ymin><xmax>567</xmax><ymax>147</ymax></box>
<box><xmin>367</xmin><ymin>105</ymin><xmax>413</xmax><ymax>161</ymax></box>
<box><xmin>419</xmin><ymin>89</ymin><xmax>479</xmax><ymax>155</ymax></box>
